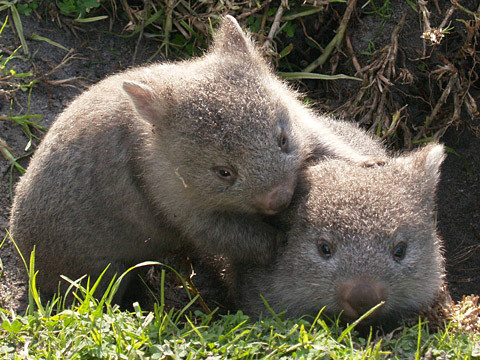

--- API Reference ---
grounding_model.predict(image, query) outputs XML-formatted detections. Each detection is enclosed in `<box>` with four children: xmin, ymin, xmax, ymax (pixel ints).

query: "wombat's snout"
<box><xmin>337</xmin><ymin>280</ymin><xmax>386</xmax><ymax>320</ymax></box>
<box><xmin>253</xmin><ymin>179</ymin><xmax>296</xmax><ymax>215</ymax></box>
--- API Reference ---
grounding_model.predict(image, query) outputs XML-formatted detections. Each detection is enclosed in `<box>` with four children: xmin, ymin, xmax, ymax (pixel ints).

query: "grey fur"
<box><xmin>232</xmin><ymin>143</ymin><xmax>446</xmax><ymax>323</ymax></box>
<box><xmin>9</xmin><ymin>16</ymin><xmax>383</xmax><ymax>301</ymax></box>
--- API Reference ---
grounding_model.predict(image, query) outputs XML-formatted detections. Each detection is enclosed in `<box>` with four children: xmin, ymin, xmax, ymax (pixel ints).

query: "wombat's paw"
<box><xmin>359</xmin><ymin>157</ymin><xmax>387</xmax><ymax>167</ymax></box>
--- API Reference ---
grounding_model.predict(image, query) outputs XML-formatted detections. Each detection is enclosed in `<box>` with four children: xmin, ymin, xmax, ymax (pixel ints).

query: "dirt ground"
<box><xmin>0</xmin><ymin>3</ymin><xmax>479</xmax><ymax>315</ymax></box>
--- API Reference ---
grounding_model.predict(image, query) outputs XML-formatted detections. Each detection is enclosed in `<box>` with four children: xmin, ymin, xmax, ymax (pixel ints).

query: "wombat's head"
<box><xmin>265</xmin><ymin>144</ymin><xmax>446</xmax><ymax>324</ymax></box>
<box><xmin>123</xmin><ymin>16</ymin><xmax>307</xmax><ymax>215</ymax></box>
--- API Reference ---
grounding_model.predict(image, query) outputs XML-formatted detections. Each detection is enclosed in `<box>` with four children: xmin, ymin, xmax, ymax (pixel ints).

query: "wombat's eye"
<box><xmin>316</xmin><ymin>239</ymin><xmax>334</xmax><ymax>259</ymax></box>
<box><xmin>278</xmin><ymin>130</ymin><xmax>289</xmax><ymax>153</ymax></box>
<box><xmin>392</xmin><ymin>242</ymin><xmax>407</xmax><ymax>262</ymax></box>
<box><xmin>212</xmin><ymin>166</ymin><xmax>237</xmax><ymax>183</ymax></box>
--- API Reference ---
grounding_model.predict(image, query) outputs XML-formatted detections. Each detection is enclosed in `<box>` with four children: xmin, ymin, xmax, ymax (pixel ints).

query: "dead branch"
<box><xmin>439</xmin><ymin>6</ymin><xmax>456</xmax><ymax>30</ymax></box>
<box><xmin>132</xmin><ymin>0</ymin><xmax>150</xmax><ymax>65</ymax></box>
<box><xmin>427</xmin><ymin>72</ymin><xmax>458</xmax><ymax>129</ymax></box>
<box><xmin>341</xmin><ymin>14</ymin><xmax>407</xmax><ymax>141</ymax></box>
<box><xmin>303</xmin><ymin>0</ymin><xmax>357</xmax><ymax>73</ymax></box>
<box><xmin>262</xmin><ymin>0</ymin><xmax>288</xmax><ymax>53</ymax></box>
<box><xmin>345</xmin><ymin>34</ymin><xmax>362</xmax><ymax>74</ymax></box>
<box><xmin>237</xmin><ymin>1</ymin><xmax>272</xmax><ymax>20</ymax></box>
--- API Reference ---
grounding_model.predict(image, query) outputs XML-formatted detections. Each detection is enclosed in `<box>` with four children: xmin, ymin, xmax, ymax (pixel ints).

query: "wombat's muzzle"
<box><xmin>336</xmin><ymin>279</ymin><xmax>386</xmax><ymax>321</ymax></box>
<box><xmin>252</xmin><ymin>177</ymin><xmax>296</xmax><ymax>215</ymax></box>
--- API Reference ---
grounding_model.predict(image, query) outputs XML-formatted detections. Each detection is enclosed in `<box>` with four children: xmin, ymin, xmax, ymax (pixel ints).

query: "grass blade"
<box><xmin>282</xmin><ymin>7</ymin><xmax>325</xmax><ymax>21</ymax></box>
<box><xmin>74</xmin><ymin>15</ymin><xmax>109</xmax><ymax>23</ymax></box>
<box><xmin>9</xmin><ymin>4</ymin><xmax>28</xmax><ymax>55</ymax></box>
<box><xmin>0</xmin><ymin>14</ymin><xmax>7</xmax><ymax>36</ymax></box>
<box><xmin>108</xmin><ymin>261</ymin><xmax>194</xmax><ymax>304</ymax></box>
<box><xmin>30</xmin><ymin>34</ymin><xmax>69</xmax><ymax>51</ymax></box>
<box><xmin>337</xmin><ymin>301</ymin><xmax>385</xmax><ymax>343</ymax></box>
<box><xmin>279</xmin><ymin>72</ymin><xmax>361</xmax><ymax>81</ymax></box>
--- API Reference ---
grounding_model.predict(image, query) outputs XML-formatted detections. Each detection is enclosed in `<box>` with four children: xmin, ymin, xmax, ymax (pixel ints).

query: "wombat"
<box><xmin>231</xmin><ymin>143</ymin><xmax>446</xmax><ymax>324</ymax></box>
<box><xmin>9</xmin><ymin>16</ymin><xmax>382</xmax><ymax>301</ymax></box>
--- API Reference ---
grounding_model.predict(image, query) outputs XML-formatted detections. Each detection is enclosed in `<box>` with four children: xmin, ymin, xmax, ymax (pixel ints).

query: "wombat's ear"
<box><xmin>409</xmin><ymin>143</ymin><xmax>445</xmax><ymax>182</ymax></box>
<box><xmin>213</xmin><ymin>15</ymin><xmax>254</xmax><ymax>57</ymax></box>
<box><xmin>123</xmin><ymin>81</ymin><xmax>165</xmax><ymax>125</ymax></box>
<box><xmin>421</xmin><ymin>143</ymin><xmax>446</xmax><ymax>180</ymax></box>
<box><xmin>397</xmin><ymin>143</ymin><xmax>446</xmax><ymax>205</ymax></box>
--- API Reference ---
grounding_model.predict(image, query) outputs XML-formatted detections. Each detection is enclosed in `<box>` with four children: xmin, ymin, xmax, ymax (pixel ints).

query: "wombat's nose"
<box><xmin>268</xmin><ymin>186</ymin><xmax>294</xmax><ymax>212</ymax></box>
<box><xmin>253</xmin><ymin>179</ymin><xmax>296</xmax><ymax>215</ymax></box>
<box><xmin>337</xmin><ymin>280</ymin><xmax>385</xmax><ymax>320</ymax></box>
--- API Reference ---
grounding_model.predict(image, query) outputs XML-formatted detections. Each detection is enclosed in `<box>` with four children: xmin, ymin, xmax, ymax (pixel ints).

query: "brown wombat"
<box><xmin>9</xmin><ymin>16</ymin><xmax>382</xmax><ymax>301</ymax></box>
<box><xmin>231</xmin><ymin>143</ymin><xmax>446</xmax><ymax>324</ymax></box>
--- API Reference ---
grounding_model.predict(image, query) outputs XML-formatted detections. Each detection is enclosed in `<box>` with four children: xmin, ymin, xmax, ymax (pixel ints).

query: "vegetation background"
<box><xmin>0</xmin><ymin>0</ymin><xmax>479</xmax><ymax>358</ymax></box>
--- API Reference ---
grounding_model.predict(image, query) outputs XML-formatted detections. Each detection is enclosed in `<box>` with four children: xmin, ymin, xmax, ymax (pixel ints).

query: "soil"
<box><xmin>0</xmin><ymin>3</ymin><xmax>479</xmax><ymax>316</ymax></box>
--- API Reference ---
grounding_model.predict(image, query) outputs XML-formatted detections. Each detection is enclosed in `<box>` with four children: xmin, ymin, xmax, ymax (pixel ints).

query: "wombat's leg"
<box><xmin>187</xmin><ymin>213</ymin><xmax>279</xmax><ymax>264</ymax></box>
<box><xmin>54</xmin><ymin>259</ymin><xmax>131</xmax><ymax>306</ymax></box>
<box><xmin>93</xmin><ymin>260</ymin><xmax>133</xmax><ymax>304</ymax></box>
<box><xmin>76</xmin><ymin>261</ymin><xmax>156</xmax><ymax>309</ymax></box>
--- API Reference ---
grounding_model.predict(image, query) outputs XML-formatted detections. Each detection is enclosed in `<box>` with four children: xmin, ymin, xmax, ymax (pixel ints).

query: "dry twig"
<box><xmin>132</xmin><ymin>0</ymin><xmax>150</xmax><ymax>65</ymax></box>
<box><xmin>345</xmin><ymin>34</ymin><xmax>361</xmax><ymax>74</ymax></box>
<box><xmin>237</xmin><ymin>1</ymin><xmax>272</xmax><ymax>20</ymax></box>
<box><xmin>262</xmin><ymin>0</ymin><xmax>288</xmax><ymax>53</ymax></box>
<box><xmin>342</xmin><ymin>14</ymin><xmax>407</xmax><ymax>142</ymax></box>
<box><xmin>303</xmin><ymin>0</ymin><xmax>357</xmax><ymax>73</ymax></box>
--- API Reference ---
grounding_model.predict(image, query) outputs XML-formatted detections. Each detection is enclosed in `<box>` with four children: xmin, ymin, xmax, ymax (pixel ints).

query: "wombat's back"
<box><xmin>8</xmin><ymin>62</ymin><xmax>189</xmax><ymax>298</ymax></box>
<box><xmin>322</xmin><ymin>117</ymin><xmax>386</xmax><ymax>157</ymax></box>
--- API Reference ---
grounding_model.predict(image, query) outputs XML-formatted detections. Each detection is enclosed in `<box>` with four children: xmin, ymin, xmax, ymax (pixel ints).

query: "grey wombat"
<box><xmin>232</xmin><ymin>143</ymin><xmax>445</xmax><ymax>324</ymax></box>
<box><xmin>9</xmin><ymin>16</ymin><xmax>381</xmax><ymax>301</ymax></box>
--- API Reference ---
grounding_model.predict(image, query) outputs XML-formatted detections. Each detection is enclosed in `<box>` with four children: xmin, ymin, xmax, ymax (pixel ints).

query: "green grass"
<box><xmin>0</xmin><ymin>15</ymin><xmax>45</xmax><ymax>196</ymax></box>
<box><xmin>1</xmin><ymin>282</ymin><xmax>478</xmax><ymax>359</ymax></box>
<box><xmin>1</xmin><ymin>236</ymin><xmax>479</xmax><ymax>359</ymax></box>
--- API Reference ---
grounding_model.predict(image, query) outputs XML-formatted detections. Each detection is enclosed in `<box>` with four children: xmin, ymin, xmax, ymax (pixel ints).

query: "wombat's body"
<box><xmin>9</xmin><ymin>17</ymin><xmax>382</xmax><ymax>301</ymax></box>
<box><xmin>232</xmin><ymin>143</ymin><xmax>446</xmax><ymax>324</ymax></box>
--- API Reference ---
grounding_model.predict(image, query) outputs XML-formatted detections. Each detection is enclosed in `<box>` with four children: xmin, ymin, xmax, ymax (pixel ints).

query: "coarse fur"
<box><xmin>9</xmin><ymin>16</ymin><xmax>383</xmax><ymax>302</ymax></box>
<box><xmin>232</xmin><ymin>142</ymin><xmax>446</xmax><ymax>324</ymax></box>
